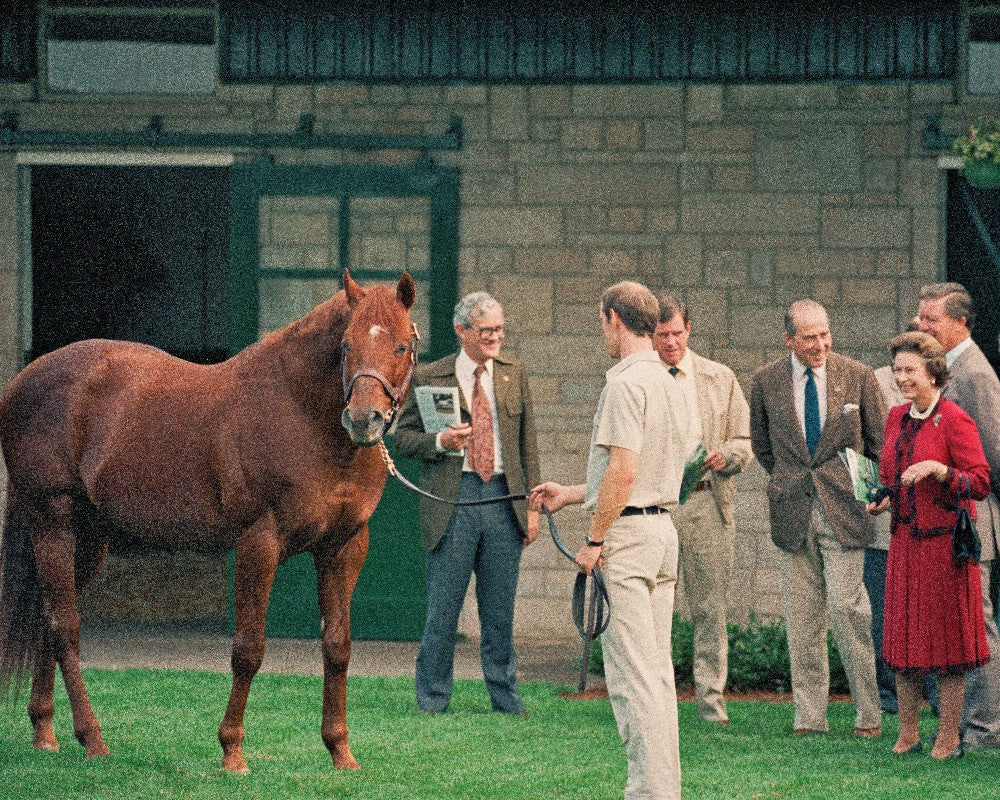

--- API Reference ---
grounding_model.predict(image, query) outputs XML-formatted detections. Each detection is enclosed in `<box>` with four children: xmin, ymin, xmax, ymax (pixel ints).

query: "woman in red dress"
<box><xmin>867</xmin><ymin>331</ymin><xmax>990</xmax><ymax>759</ymax></box>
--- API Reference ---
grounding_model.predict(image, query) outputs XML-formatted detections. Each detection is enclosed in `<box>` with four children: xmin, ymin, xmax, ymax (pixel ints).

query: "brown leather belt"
<box><xmin>620</xmin><ymin>505</ymin><xmax>670</xmax><ymax>516</ymax></box>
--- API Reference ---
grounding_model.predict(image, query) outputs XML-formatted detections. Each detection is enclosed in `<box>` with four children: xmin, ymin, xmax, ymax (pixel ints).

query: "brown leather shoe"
<box><xmin>854</xmin><ymin>726</ymin><xmax>882</xmax><ymax>738</ymax></box>
<box><xmin>794</xmin><ymin>728</ymin><xmax>824</xmax><ymax>736</ymax></box>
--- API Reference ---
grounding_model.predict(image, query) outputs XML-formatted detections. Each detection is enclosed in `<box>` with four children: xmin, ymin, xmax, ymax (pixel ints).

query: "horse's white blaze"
<box><xmin>369</xmin><ymin>325</ymin><xmax>387</xmax><ymax>339</ymax></box>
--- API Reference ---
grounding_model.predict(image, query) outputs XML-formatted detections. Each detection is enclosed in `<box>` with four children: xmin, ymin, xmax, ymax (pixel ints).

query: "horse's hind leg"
<box><xmin>219</xmin><ymin>521</ymin><xmax>279</xmax><ymax>774</ymax></box>
<box><xmin>27</xmin><ymin>629</ymin><xmax>59</xmax><ymax>751</ymax></box>
<box><xmin>29</xmin><ymin>494</ymin><xmax>110</xmax><ymax>758</ymax></box>
<box><xmin>314</xmin><ymin>526</ymin><xmax>369</xmax><ymax>770</ymax></box>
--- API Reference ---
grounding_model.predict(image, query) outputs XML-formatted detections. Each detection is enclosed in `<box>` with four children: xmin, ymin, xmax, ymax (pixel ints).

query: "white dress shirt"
<box><xmin>450</xmin><ymin>348</ymin><xmax>504</xmax><ymax>475</ymax></box>
<box><xmin>945</xmin><ymin>336</ymin><xmax>973</xmax><ymax>368</ymax></box>
<box><xmin>791</xmin><ymin>354</ymin><xmax>827</xmax><ymax>441</ymax></box>
<box><xmin>666</xmin><ymin>349</ymin><xmax>703</xmax><ymax>452</ymax></box>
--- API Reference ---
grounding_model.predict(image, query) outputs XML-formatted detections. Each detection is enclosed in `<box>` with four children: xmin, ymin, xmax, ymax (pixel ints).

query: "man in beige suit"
<box><xmin>749</xmin><ymin>299</ymin><xmax>884</xmax><ymax>737</ymax></box>
<box><xmin>655</xmin><ymin>295</ymin><xmax>752</xmax><ymax>726</ymax></box>
<box><xmin>394</xmin><ymin>291</ymin><xmax>540</xmax><ymax>714</ymax></box>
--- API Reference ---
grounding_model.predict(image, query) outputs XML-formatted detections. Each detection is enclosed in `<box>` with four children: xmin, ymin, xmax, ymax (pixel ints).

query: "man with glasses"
<box><xmin>395</xmin><ymin>291</ymin><xmax>540</xmax><ymax>715</ymax></box>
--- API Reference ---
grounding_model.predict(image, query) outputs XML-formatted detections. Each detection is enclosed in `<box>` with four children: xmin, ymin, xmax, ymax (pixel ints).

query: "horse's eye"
<box><xmin>395</xmin><ymin>343</ymin><xmax>408</xmax><ymax>355</ymax></box>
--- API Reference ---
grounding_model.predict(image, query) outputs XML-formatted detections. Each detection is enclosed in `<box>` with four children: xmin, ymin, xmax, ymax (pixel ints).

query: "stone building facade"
<box><xmin>0</xmin><ymin>3</ymin><xmax>996</xmax><ymax>641</ymax></box>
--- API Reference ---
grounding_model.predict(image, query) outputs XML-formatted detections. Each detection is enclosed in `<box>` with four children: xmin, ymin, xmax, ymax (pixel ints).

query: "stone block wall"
<box><xmin>0</xmin><ymin>76</ymin><xmax>988</xmax><ymax>639</ymax></box>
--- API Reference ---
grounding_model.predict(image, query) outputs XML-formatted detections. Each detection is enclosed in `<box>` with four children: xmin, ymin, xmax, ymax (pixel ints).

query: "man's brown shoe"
<box><xmin>794</xmin><ymin>728</ymin><xmax>824</xmax><ymax>736</ymax></box>
<box><xmin>854</xmin><ymin>726</ymin><xmax>882</xmax><ymax>738</ymax></box>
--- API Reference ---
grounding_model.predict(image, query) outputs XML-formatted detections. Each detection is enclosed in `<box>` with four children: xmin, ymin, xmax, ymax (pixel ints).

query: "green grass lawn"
<box><xmin>0</xmin><ymin>669</ymin><xmax>995</xmax><ymax>800</ymax></box>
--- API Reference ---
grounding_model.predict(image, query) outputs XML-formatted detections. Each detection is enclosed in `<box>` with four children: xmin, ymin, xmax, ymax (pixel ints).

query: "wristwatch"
<box><xmin>585</xmin><ymin>537</ymin><xmax>604</xmax><ymax>547</ymax></box>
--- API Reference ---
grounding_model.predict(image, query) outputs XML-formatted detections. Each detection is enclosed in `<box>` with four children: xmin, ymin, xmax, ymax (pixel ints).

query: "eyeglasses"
<box><xmin>473</xmin><ymin>325</ymin><xmax>505</xmax><ymax>340</ymax></box>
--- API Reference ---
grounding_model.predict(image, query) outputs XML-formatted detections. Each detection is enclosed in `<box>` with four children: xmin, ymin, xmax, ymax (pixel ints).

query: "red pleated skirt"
<box><xmin>883</xmin><ymin>527</ymin><xmax>990</xmax><ymax>675</ymax></box>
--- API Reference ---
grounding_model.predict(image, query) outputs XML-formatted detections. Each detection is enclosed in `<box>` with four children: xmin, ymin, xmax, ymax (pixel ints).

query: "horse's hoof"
<box><xmin>85</xmin><ymin>742</ymin><xmax>111</xmax><ymax>758</ymax></box>
<box><xmin>33</xmin><ymin>739</ymin><xmax>60</xmax><ymax>752</ymax></box>
<box><xmin>222</xmin><ymin>754</ymin><xmax>250</xmax><ymax>774</ymax></box>
<box><xmin>332</xmin><ymin>752</ymin><xmax>360</xmax><ymax>770</ymax></box>
<box><xmin>33</xmin><ymin>727</ymin><xmax>60</xmax><ymax>752</ymax></box>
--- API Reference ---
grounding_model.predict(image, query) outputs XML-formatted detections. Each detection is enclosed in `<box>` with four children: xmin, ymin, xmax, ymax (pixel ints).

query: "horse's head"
<box><xmin>339</xmin><ymin>269</ymin><xmax>418</xmax><ymax>447</ymax></box>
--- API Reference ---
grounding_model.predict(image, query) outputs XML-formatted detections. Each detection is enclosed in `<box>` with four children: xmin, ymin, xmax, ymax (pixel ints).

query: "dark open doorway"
<box><xmin>946</xmin><ymin>172</ymin><xmax>1000</xmax><ymax>375</ymax></box>
<box><xmin>30</xmin><ymin>165</ymin><xmax>232</xmax><ymax>626</ymax></box>
<box><xmin>30</xmin><ymin>166</ymin><xmax>229</xmax><ymax>363</ymax></box>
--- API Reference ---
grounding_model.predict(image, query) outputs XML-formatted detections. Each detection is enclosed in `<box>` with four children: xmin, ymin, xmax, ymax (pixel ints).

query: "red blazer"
<box><xmin>880</xmin><ymin>397</ymin><xmax>991</xmax><ymax>538</ymax></box>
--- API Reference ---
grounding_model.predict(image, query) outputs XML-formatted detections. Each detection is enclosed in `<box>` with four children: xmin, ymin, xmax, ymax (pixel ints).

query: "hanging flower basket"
<box><xmin>953</xmin><ymin>117</ymin><xmax>1000</xmax><ymax>189</ymax></box>
<box><xmin>962</xmin><ymin>159</ymin><xmax>1000</xmax><ymax>189</ymax></box>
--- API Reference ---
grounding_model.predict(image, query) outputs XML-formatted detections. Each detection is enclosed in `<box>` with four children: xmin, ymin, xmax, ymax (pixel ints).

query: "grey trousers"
<box><xmin>415</xmin><ymin>473</ymin><xmax>524</xmax><ymax>713</ymax></box>
<box><xmin>777</xmin><ymin>503</ymin><xmax>881</xmax><ymax>731</ymax></box>
<box><xmin>961</xmin><ymin>559</ymin><xmax>1000</xmax><ymax>749</ymax></box>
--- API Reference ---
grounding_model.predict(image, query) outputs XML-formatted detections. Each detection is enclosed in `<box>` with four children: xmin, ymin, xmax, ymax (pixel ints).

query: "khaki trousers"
<box><xmin>777</xmin><ymin>503</ymin><xmax>881</xmax><ymax>731</ymax></box>
<box><xmin>673</xmin><ymin>489</ymin><xmax>733</xmax><ymax>723</ymax></box>
<box><xmin>602</xmin><ymin>513</ymin><xmax>681</xmax><ymax>800</ymax></box>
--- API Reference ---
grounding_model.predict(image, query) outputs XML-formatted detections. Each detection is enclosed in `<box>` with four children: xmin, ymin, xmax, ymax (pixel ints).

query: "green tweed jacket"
<box><xmin>393</xmin><ymin>350</ymin><xmax>541</xmax><ymax>551</ymax></box>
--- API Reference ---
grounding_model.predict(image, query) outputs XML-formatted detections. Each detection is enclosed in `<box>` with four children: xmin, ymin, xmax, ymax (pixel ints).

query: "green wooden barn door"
<box><xmin>228</xmin><ymin>159</ymin><xmax>458</xmax><ymax>640</ymax></box>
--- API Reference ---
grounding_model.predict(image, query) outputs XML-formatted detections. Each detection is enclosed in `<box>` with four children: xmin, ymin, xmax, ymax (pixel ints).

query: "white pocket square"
<box><xmin>842</xmin><ymin>403</ymin><xmax>859</xmax><ymax>414</ymax></box>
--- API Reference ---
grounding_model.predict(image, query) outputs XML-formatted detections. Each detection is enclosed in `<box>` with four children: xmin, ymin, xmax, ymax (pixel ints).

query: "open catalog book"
<box><xmin>839</xmin><ymin>447</ymin><xmax>884</xmax><ymax>503</ymax></box>
<box><xmin>413</xmin><ymin>385</ymin><xmax>461</xmax><ymax>435</ymax></box>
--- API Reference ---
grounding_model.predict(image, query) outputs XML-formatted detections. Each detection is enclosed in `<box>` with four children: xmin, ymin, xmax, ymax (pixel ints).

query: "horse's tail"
<box><xmin>0</xmin><ymin>485</ymin><xmax>43</xmax><ymax>708</ymax></box>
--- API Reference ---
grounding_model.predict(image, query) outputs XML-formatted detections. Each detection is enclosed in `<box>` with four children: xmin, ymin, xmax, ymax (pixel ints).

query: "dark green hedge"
<box><xmin>589</xmin><ymin>613</ymin><xmax>850</xmax><ymax>694</ymax></box>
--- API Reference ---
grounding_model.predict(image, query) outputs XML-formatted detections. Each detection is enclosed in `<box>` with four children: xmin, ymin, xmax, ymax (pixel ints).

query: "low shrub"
<box><xmin>587</xmin><ymin>613</ymin><xmax>850</xmax><ymax>695</ymax></box>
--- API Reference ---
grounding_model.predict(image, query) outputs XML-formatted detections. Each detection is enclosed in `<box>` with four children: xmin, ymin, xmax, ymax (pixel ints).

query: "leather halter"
<box><xmin>341</xmin><ymin>323</ymin><xmax>420</xmax><ymax>427</ymax></box>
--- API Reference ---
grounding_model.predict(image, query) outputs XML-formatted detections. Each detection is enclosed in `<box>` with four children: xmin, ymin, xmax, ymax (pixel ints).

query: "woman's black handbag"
<box><xmin>953</xmin><ymin>474</ymin><xmax>982</xmax><ymax>568</ymax></box>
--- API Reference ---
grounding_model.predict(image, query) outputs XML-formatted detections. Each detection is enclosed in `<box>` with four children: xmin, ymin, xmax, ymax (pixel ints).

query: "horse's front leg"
<box><xmin>219</xmin><ymin>520</ymin><xmax>279</xmax><ymax>774</ymax></box>
<box><xmin>314</xmin><ymin>525</ymin><xmax>369</xmax><ymax>770</ymax></box>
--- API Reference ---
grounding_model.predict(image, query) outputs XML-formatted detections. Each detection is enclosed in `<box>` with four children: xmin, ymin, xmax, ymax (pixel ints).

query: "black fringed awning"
<box><xmin>220</xmin><ymin>1</ymin><xmax>960</xmax><ymax>85</ymax></box>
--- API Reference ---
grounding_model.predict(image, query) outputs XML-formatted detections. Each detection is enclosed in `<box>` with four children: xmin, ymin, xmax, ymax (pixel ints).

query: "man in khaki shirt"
<box><xmin>532</xmin><ymin>281</ymin><xmax>688</xmax><ymax>800</ymax></box>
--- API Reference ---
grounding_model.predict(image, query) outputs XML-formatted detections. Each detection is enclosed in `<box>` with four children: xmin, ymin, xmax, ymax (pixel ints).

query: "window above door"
<box><xmin>41</xmin><ymin>1</ymin><xmax>216</xmax><ymax>95</ymax></box>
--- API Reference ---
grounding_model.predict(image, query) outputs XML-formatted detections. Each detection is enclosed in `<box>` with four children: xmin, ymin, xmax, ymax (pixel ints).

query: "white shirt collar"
<box><xmin>945</xmin><ymin>336</ymin><xmax>973</xmax><ymax>368</ymax></box>
<box><xmin>672</xmin><ymin>348</ymin><xmax>696</xmax><ymax>376</ymax></box>
<box><xmin>457</xmin><ymin>348</ymin><xmax>492</xmax><ymax>377</ymax></box>
<box><xmin>791</xmin><ymin>353</ymin><xmax>825</xmax><ymax>380</ymax></box>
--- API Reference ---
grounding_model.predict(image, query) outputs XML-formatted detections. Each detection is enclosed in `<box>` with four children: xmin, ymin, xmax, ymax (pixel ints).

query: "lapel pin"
<box><xmin>933</xmin><ymin>414</ymin><xmax>941</xmax><ymax>427</ymax></box>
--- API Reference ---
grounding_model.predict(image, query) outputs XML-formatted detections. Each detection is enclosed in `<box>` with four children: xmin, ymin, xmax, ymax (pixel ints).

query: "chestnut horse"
<box><xmin>0</xmin><ymin>270</ymin><xmax>416</xmax><ymax>773</ymax></box>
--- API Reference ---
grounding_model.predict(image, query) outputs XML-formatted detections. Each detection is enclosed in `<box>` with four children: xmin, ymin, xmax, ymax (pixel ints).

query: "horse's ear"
<box><xmin>343</xmin><ymin>269</ymin><xmax>365</xmax><ymax>309</ymax></box>
<box><xmin>397</xmin><ymin>272</ymin><xmax>416</xmax><ymax>310</ymax></box>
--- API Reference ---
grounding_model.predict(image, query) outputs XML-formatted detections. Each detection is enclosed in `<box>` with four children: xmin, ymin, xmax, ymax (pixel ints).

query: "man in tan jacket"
<box><xmin>655</xmin><ymin>294</ymin><xmax>752</xmax><ymax>726</ymax></box>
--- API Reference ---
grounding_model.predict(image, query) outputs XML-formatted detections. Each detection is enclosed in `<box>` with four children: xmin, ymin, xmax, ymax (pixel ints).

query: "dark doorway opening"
<box><xmin>31</xmin><ymin>166</ymin><xmax>229</xmax><ymax>364</ymax></box>
<box><xmin>946</xmin><ymin>172</ymin><xmax>1000</xmax><ymax>376</ymax></box>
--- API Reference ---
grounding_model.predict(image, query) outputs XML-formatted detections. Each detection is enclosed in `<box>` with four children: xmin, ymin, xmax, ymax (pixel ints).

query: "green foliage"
<box><xmin>589</xmin><ymin>613</ymin><xmax>850</xmax><ymax>695</ymax></box>
<box><xmin>953</xmin><ymin>116</ymin><xmax>1000</xmax><ymax>165</ymax></box>
<box><xmin>1</xmin><ymin>669</ymin><xmax>996</xmax><ymax>800</ymax></box>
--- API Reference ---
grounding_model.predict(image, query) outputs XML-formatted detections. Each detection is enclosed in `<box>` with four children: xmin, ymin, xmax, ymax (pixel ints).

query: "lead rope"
<box><xmin>378</xmin><ymin>440</ymin><xmax>610</xmax><ymax>692</ymax></box>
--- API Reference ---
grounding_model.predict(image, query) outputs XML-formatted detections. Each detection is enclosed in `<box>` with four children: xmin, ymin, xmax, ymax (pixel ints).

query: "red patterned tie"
<box><xmin>469</xmin><ymin>364</ymin><xmax>495</xmax><ymax>482</ymax></box>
